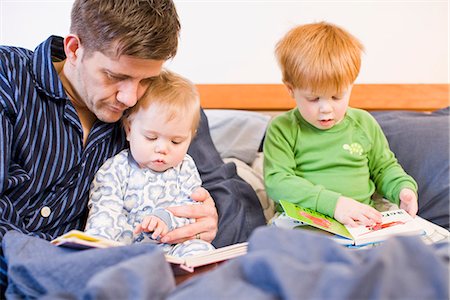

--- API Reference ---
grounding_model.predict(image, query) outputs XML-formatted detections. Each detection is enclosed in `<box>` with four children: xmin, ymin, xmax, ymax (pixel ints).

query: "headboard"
<box><xmin>197</xmin><ymin>84</ymin><xmax>449</xmax><ymax>112</ymax></box>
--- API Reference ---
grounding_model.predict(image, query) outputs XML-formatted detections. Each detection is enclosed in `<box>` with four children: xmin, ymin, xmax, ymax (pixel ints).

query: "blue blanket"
<box><xmin>3</xmin><ymin>231</ymin><xmax>175</xmax><ymax>299</ymax></box>
<box><xmin>170</xmin><ymin>227</ymin><xmax>449</xmax><ymax>300</ymax></box>
<box><xmin>3</xmin><ymin>227</ymin><xmax>449</xmax><ymax>299</ymax></box>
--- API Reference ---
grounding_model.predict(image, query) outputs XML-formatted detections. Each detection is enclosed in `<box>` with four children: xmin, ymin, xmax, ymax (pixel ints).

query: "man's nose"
<box><xmin>116</xmin><ymin>82</ymin><xmax>144</xmax><ymax>108</ymax></box>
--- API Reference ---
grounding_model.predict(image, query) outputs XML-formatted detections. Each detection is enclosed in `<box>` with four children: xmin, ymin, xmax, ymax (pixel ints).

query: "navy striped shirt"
<box><xmin>0</xmin><ymin>36</ymin><xmax>127</xmax><ymax>242</ymax></box>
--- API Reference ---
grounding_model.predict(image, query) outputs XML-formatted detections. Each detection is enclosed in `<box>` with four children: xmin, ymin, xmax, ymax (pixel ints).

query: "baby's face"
<box><xmin>289</xmin><ymin>85</ymin><xmax>352</xmax><ymax>130</ymax></box>
<box><xmin>125</xmin><ymin>105</ymin><xmax>193</xmax><ymax>172</ymax></box>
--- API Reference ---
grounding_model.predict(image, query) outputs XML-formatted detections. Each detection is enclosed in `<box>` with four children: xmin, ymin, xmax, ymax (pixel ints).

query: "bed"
<box><xmin>3</xmin><ymin>83</ymin><xmax>449</xmax><ymax>299</ymax></box>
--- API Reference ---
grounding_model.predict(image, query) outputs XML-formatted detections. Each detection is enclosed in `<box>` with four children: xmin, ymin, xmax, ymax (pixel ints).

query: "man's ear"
<box><xmin>63</xmin><ymin>34</ymin><xmax>83</xmax><ymax>64</ymax></box>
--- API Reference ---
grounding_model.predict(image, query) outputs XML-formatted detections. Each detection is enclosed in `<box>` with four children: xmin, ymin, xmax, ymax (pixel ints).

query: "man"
<box><xmin>0</xmin><ymin>0</ymin><xmax>265</xmax><ymax>293</ymax></box>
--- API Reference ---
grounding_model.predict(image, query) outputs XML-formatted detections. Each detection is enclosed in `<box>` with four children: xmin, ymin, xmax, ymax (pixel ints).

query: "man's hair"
<box><xmin>123</xmin><ymin>69</ymin><xmax>201</xmax><ymax>135</ymax></box>
<box><xmin>275</xmin><ymin>22</ymin><xmax>364</xmax><ymax>95</ymax></box>
<box><xmin>70</xmin><ymin>0</ymin><xmax>180</xmax><ymax>60</ymax></box>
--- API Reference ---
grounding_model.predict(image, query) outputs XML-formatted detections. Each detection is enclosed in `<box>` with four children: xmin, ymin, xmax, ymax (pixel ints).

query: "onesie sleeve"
<box><xmin>153</xmin><ymin>154</ymin><xmax>202</xmax><ymax>230</ymax></box>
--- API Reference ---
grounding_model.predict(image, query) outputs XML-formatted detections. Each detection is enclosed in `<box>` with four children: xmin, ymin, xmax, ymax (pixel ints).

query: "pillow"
<box><xmin>204</xmin><ymin>109</ymin><xmax>271</xmax><ymax>164</ymax></box>
<box><xmin>188</xmin><ymin>109</ymin><xmax>266</xmax><ymax>247</ymax></box>
<box><xmin>371</xmin><ymin>107</ymin><xmax>449</xmax><ymax>229</ymax></box>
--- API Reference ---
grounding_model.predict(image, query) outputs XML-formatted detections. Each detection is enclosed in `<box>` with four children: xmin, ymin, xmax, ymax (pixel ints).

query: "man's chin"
<box><xmin>97</xmin><ymin>112</ymin><xmax>123</xmax><ymax>124</ymax></box>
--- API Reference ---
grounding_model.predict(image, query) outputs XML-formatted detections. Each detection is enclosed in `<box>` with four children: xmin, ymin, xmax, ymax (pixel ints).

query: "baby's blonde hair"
<box><xmin>275</xmin><ymin>22</ymin><xmax>364</xmax><ymax>95</ymax></box>
<box><xmin>123</xmin><ymin>69</ymin><xmax>200</xmax><ymax>135</ymax></box>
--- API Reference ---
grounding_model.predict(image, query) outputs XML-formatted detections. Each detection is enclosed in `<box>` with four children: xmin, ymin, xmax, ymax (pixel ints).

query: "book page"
<box><xmin>345</xmin><ymin>210</ymin><xmax>425</xmax><ymax>245</ymax></box>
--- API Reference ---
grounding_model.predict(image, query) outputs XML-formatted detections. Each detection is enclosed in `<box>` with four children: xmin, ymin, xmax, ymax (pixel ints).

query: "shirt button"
<box><xmin>41</xmin><ymin>206</ymin><xmax>51</xmax><ymax>218</ymax></box>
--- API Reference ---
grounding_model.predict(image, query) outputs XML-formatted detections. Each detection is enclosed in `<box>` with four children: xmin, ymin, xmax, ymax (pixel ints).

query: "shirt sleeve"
<box><xmin>0</xmin><ymin>92</ymin><xmax>41</xmax><ymax>240</ymax></box>
<box><xmin>367</xmin><ymin>116</ymin><xmax>418</xmax><ymax>204</ymax></box>
<box><xmin>263</xmin><ymin>114</ymin><xmax>341</xmax><ymax>218</ymax></box>
<box><xmin>84</xmin><ymin>153</ymin><xmax>133</xmax><ymax>243</ymax></box>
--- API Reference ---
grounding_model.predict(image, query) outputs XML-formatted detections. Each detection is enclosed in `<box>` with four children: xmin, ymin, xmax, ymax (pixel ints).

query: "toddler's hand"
<box><xmin>134</xmin><ymin>216</ymin><xmax>169</xmax><ymax>240</ymax></box>
<box><xmin>334</xmin><ymin>196</ymin><xmax>382</xmax><ymax>227</ymax></box>
<box><xmin>399</xmin><ymin>188</ymin><xmax>418</xmax><ymax>217</ymax></box>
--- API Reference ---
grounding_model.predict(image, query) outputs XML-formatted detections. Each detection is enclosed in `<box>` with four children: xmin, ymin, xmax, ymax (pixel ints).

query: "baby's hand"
<box><xmin>399</xmin><ymin>188</ymin><xmax>418</xmax><ymax>217</ymax></box>
<box><xmin>334</xmin><ymin>196</ymin><xmax>382</xmax><ymax>227</ymax></box>
<box><xmin>134</xmin><ymin>216</ymin><xmax>169</xmax><ymax>240</ymax></box>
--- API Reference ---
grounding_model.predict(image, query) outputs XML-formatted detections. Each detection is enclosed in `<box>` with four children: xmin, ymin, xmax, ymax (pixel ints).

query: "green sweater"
<box><xmin>263</xmin><ymin>107</ymin><xmax>417</xmax><ymax>218</ymax></box>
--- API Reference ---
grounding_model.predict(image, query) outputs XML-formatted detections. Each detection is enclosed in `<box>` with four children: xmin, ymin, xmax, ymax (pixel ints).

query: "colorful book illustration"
<box><xmin>279</xmin><ymin>200</ymin><xmax>426</xmax><ymax>246</ymax></box>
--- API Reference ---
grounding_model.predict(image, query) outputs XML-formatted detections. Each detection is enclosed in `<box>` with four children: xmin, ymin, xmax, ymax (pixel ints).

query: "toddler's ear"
<box><xmin>283</xmin><ymin>81</ymin><xmax>295</xmax><ymax>98</ymax></box>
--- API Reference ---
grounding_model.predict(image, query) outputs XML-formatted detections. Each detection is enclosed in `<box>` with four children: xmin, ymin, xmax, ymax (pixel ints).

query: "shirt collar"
<box><xmin>32</xmin><ymin>35</ymin><xmax>68</xmax><ymax>102</ymax></box>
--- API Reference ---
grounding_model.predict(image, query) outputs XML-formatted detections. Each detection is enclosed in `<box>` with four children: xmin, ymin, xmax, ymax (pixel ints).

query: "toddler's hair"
<box><xmin>275</xmin><ymin>21</ymin><xmax>364</xmax><ymax>95</ymax></box>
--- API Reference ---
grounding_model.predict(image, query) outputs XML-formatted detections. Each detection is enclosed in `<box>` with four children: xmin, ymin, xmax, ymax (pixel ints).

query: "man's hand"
<box><xmin>161</xmin><ymin>187</ymin><xmax>218</xmax><ymax>244</ymax></box>
<box><xmin>134</xmin><ymin>216</ymin><xmax>169</xmax><ymax>240</ymax></box>
<box><xmin>334</xmin><ymin>196</ymin><xmax>382</xmax><ymax>227</ymax></box>
<box><xmin>399</xmin><ymin>188</ymin><xmax>418</xmax><ymax>217</ymax></box>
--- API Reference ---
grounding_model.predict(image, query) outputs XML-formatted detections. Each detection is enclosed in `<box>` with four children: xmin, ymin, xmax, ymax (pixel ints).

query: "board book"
<box><xmin>166</xmin><ymin>242</ymin><xmax>248</xmax><ymax>273</ymax></box>
<box><xmin>51</xmin><ymin>230</ymin><xmax>247</xmax><ymax>272</ymax></box>
<box><xmin>279</xmin><ymin>200</ymin><xmax>426</xmax><ymax>246</ymax></box>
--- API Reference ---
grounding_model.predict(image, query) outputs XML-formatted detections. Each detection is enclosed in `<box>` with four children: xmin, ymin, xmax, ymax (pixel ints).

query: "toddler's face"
<box><xmin>289</xmin><ymin>85</ymin><xmax>352</xmax><ymax>130</ymax></box>
<box><xmin>125</xmin><ymin>105</ymin><xmax>193</xmax><ymax>172</ymax></box>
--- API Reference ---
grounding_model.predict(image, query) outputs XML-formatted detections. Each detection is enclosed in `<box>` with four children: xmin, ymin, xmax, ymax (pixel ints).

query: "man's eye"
<box><xmin>106</xmin><ymin>73</ymin><xmax>122</xmax><ymax>81</ymax></box>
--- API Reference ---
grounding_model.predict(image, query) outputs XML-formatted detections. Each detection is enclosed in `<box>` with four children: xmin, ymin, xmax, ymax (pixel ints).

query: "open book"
<box><xmin>279</xmin><ymin>200</ymin><xmax>426</xmax><ymax>247</ymax></box>
<box><xmin>166</xmin><ymin>242</ymin><xmax>248</xmax><ymax>273</ymax></box>
<box><xmin>51</xmin><ymin>230</ymin><xmax>247</xmax><ymax>272</ymax></box>
<box><xmin>50</xmin><ymin>230</ymin><xmax>126</xmax><ymax>249</ymax></box>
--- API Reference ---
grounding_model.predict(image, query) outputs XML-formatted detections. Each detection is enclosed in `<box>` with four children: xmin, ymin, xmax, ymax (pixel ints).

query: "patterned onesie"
<box><xmin>85</xmin><ymin>149</ymin><xmax>214</xmax><ymax>256</ymax></box>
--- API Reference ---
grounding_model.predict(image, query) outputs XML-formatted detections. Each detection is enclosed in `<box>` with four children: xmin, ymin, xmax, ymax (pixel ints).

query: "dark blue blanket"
<box><xmin>3</xmin><ymin>227</ymin><xmax>449</xmax><ymax>299</ymax></box>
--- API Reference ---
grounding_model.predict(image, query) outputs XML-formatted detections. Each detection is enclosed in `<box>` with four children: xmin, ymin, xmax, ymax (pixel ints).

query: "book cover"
<box><xmin>279</xmin><ymin>200</ymin><xmax>425</xmax><ymax>246</ymax></box>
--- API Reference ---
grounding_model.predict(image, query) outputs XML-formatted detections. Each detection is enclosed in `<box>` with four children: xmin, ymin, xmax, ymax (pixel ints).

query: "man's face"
<box><xmin>72</xmin><ymin>49</ymin><xmax>165</xmax><ymax>123</ymax></box>
<box><xmin>290</xmin><ymin>85</ymin><xmax>353</xmax><ymax>130</ymax></box>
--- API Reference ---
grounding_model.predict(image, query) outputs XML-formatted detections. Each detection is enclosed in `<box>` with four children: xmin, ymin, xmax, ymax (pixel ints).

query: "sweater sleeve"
<box><xmin>263</xmin><ymin>113</ymin><xmax>341</xmax><ymax>218</ymax></box>
<box><xmin>366</xmin><ymin>115</ymin><xmax>418</xmax><ymax>204</ymax></box>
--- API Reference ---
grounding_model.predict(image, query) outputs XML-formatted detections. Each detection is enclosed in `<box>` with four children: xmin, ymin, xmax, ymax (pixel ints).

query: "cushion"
<box><xmin>204</xmin><ymin>109</ymin><xmax>270</xmax><ymax>164</ymax></box>
<box><xmin>371</xmin><ymin>107</ymin><xmax>450</xmax><ymax>229</ymax></box>
<box><xmin>188</xmin><ymin>109</ymin><xmax>266</xmax><ymax>247</ymax></box>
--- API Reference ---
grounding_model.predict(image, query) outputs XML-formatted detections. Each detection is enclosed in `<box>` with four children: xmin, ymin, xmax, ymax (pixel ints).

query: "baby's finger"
<box><xmin>134</xmin><ymin>224</ymin><xmax>143</xmax><ymax>234</ymax></box>
<box><xmin>141</xmin><ymin>217</ymin><xmax>151</xmax><ymax>230</ymax></box>
<box><xmin>152</xmin><ymin>225</ymin><xmax>163</xmax><ymax>239</ymax></box>
<box><xmin>147</xmin><ymin>217</ymin><xmax>158</xmax><ymax>231</ymax></box>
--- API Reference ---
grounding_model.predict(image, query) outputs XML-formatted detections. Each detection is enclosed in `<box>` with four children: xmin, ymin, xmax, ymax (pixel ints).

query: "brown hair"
<box><xmin>70</xmin><ymin>0</ymin><xmax>180</xmax><ymax>60</ymax></box>
<box><xmin>123</xmin><ymin>69</ymin><xmax>201</xmax><ymax>135</ymax></box>
<box><xmin>275</xmin><ymin>22</ymin><xmax>364</xmax><ymax>95</ymax></box>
